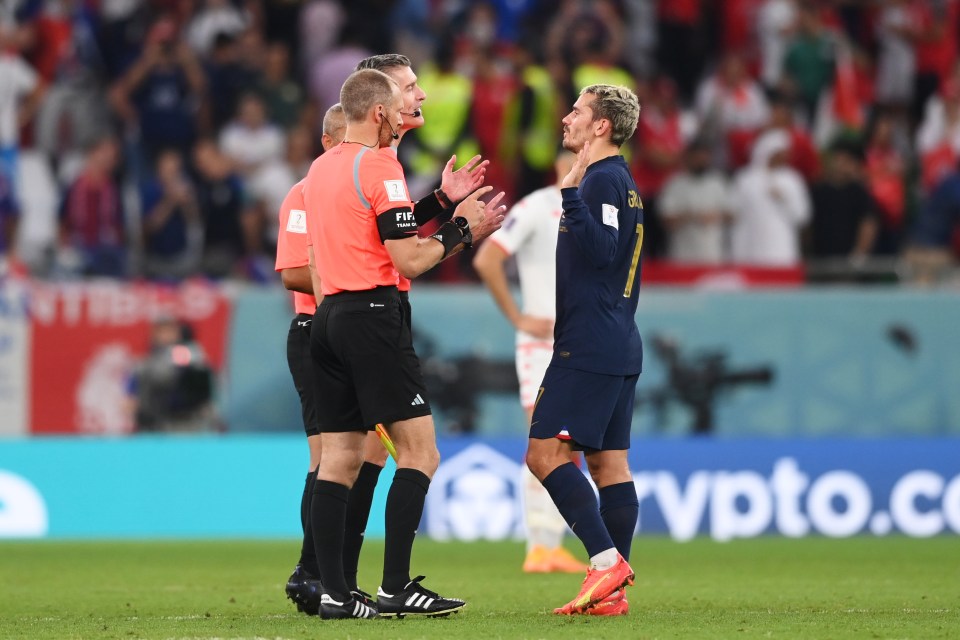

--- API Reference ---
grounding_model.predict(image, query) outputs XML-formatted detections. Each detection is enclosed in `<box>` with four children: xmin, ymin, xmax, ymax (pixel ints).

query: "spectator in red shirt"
<box><xmin>765</xmin><ymin>94</ymin><xmax>820</xmax><ymax>182</ymax></box>
<box><xmin>632</xmin><ymin>76</ymin><xmax>688</xmax><ymax>257</ymax></box>
<box><xmin>57</xmin><ymin>137</ymin><xmax>127</xmax><ymax>278</ymax></box>
<box><xmin>721</xmin><ymin>0</ymin><xmax>764</xmax><ymax>72</ymax></box>
<box><xmin>916</xmin><ymin>74</ymin><xmax>960</xmax><ymax>194</ymax></box>
<box><xmin>865</xmin><ymin>110</ymin><xmax>909</xmax><ymax>255</ymax></box>
<box><xmin>911</xmin><ymin>0</ymin><xmax>960</xmax><ymax>125</ymax></box>
<box><xmin>470</xmin><ymin>45</ymin><xmax>519</xmax><ymax>203</ymax></box>
<box><xmin>656</xmin><ymin>0</ymin><xmax>708</xmax><ymax>103</ymax></box>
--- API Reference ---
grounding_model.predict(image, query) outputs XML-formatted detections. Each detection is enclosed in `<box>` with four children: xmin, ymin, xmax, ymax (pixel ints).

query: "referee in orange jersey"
<box><xmin>274</xmin><ymin>104</ymin><xmax>346</xmax><ymax>615</ymax></box>
<box><xmin>302</xmin><ymin>68</ymin><xmax>505</xmax><ymax>619</ymax></box>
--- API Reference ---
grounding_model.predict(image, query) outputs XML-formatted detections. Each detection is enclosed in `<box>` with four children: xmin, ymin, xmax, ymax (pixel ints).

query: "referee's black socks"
<box><xmin>298</xmin><ymin>469</ymin><xmax>320</xmax><ymax>576</ymax></box>
<box><xmin>311</xmin><ymin>479</ymin><xmax>351</xmax><ymax>599</ymax></box>
<box><xmin>342</xmin><ymin>462</ymin><xmax>384</xmax><ymax>591</ymax></box>
<box><xmin>381</xmin><ymin>468</ymin><xmax>431</xmax><ymax>593</ymax></box>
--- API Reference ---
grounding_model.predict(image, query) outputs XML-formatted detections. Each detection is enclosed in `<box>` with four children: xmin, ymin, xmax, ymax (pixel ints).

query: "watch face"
<box><xmin>453</xmin><ymin>216</ymin><xmax>468</xmax><ymax>228</ymax></box>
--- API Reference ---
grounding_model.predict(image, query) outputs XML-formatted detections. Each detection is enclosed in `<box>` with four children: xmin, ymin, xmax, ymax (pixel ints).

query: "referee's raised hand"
<box><xmin>441</xmin><ymin>154</ymin><xmax>489</xmax><ymax>202</ymax></box>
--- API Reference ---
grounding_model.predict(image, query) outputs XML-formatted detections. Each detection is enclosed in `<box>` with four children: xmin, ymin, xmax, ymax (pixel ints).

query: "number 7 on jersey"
<box><xmin>623</xmin><ymin>223</ymin><xmax>644</xmax><ymax>298</ymax></box>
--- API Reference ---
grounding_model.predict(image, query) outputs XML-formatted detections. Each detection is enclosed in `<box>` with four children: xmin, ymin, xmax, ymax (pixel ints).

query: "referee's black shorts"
<box><xmin>286</xmin><ymin>313</ymin><xmax>320</xmax><ymax>437</ymax></box>
<box><xmin>310</xmin><ymin>286</ymin><xmax>431</xmax><ymax>432</ymax></box>
<box><xmin>399</xmin><ymin>289</ymin><xmax>412</xmax><ymax>328</ymax></box>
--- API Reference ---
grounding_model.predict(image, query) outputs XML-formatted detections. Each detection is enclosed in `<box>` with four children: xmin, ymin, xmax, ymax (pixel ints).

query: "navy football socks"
<box><xmin>541</xmin><ymin>462</ymin><xmax>615</xmax><ymax>558</ymax></box>
<box><xmin>599</xmin><ymin>481</ymin><xmax>639</xmax><ymax>561</ymax></box>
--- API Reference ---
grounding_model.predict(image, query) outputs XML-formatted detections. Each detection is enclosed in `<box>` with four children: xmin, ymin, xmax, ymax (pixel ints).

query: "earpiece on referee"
<box><xmin>380</xmin><ymin>111</ymin><xmax>400</xmax><ymax>140</ymax></box>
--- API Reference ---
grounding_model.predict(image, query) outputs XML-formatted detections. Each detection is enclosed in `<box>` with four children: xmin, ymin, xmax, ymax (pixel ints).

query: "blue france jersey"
<box><xmin>553</xmin><ymin>155</ymin><xmax>644</xmax><ymax>375</ymax></box>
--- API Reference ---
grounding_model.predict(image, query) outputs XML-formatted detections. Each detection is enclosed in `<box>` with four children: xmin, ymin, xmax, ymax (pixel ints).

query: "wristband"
<box><xmin>434</xmin><ymin>187</ymin><xmax>454</xmax><ymax>208</ymax></box>
<box><xmin>413</xmin><ymin>192</ymin><xmax>444</xmax><ymax>225</ymax></box>
<box><xmin>431</xmin><ymin>221</ymin><xmax>463</xmax><ymax>258</ymax></box>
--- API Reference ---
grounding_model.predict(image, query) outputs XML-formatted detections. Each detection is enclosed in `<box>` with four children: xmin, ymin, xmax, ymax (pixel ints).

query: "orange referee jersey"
<box><xmin>381</xmin><ymin>148</ymin><xmax>412</xmax><ymax>294</ymax></box>
<box><xmin>274</xmin><ymin>180</ymin><xmax>318</xmax><ymax>315</ymax></box>
<box><xmin>303</xmin><ymin>143</ymin><xmax>416</xmax><ymax>296</ymax></box>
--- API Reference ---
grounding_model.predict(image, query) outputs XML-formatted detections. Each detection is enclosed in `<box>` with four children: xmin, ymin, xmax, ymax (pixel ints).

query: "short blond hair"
<box><xmin>580</xmin><ymin>84</ymin><xmax>641</xmax><ymax>147</ymax></box>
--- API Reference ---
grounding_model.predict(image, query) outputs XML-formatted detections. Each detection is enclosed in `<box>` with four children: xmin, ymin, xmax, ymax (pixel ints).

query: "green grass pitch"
<box><xmin>1</xmin><ymin>537</ymin><xmax>957</xmax><ymax>639</ymax></box>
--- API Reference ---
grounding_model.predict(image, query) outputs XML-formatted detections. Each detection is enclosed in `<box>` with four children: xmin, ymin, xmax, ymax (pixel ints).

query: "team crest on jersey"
<box><xmin>286</xmin><ymin>209</ymin><xmax>307</xmax><ymax>234</ymax></box>
<box><xmin>383</xmin><ymin>180</ymin><xmax>408</xmax><ymax>202</ymax></box>
<box><xmin>601</xmin><ymin>203</ymin><xmax>619</xmax><ymax>229</ymax></box>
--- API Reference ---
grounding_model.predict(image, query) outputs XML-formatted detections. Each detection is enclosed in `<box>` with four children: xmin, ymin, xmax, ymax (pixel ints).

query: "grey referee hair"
<box><xmin>356</xmin><ymin>53</ymin><xmax>412</xmax><ymax>73</ymax></box>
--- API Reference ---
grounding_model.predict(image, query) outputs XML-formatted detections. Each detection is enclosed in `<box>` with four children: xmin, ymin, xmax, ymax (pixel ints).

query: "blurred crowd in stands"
<box><xmin>1</xmin><ymin>0</ymin><xmax>959</xmax><ymax>285</ymax></box>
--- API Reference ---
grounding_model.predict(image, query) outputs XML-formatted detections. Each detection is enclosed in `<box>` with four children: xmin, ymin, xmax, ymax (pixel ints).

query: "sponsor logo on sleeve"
<box><xmin>286</xmin><ymin>209</ymin><xmax>307</xmax><ymax>234</ymax></box>
<box><xmin>602</xmin><ymin>204</ymin><xmax>619</xmax><ymax>229</ymax></box>
<box><xmin>384</xmin><ymin>180</ymin><xmax>409</xmax><ymax>202</ymax></box>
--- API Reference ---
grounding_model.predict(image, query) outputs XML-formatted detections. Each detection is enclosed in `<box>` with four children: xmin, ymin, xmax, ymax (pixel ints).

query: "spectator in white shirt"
<box><xmin>874</xmin><ymin>0</ymin><xmax>918</xmax><ymax>111</ymax></box>
<box><xmin>0</xmin><ymin>23</ymin><xmax>44</xmax><ymax>237</ymax></box>
<box><xmin>729</xmin><ymin>129</ymin><xmax>811</xmax><ymax>265</ymax></box>
<box><xmin>186</xmin><ymin>0</ymin><xmax>248</xmax><ymax>57</ymax></box>
<box><xmin>218</xmin><ymin>92</ymin><xmax>285</xmax><ymax>176</ymax></box>
<box><xmin>695</xmin><ymin>52</ymin><xmax>770</xmax><ymax>169</ymax></box>
<box><xmin>248</xmin><ymin>125</ymin><xmax>314</xmax><ymax>249</ymax></box>
<box><xmin>659</xmin><ymin>141</ymin><xmax>732</xmax><ymax>264</ymax></box>
<box><xmin>757</xmin><ymin>0</ymin><xmax>798</xmax><ymax>93</ymax></box>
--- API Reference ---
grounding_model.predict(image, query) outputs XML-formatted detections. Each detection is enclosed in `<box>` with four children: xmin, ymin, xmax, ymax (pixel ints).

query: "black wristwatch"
<box><xmin>452</xmin><ymin>216</ymin><xmax>473</xmax><ymax>248</ymax></box>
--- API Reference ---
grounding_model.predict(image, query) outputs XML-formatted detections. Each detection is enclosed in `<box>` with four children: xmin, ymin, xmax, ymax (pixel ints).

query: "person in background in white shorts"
<box><xmin>473</xmin><ymin>151</ymin><xmax>587</xmax><ymax>574</ymax></box>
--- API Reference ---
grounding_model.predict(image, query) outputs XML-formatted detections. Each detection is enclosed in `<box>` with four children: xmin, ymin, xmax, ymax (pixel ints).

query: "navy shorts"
<box><xmin>286</xmin><ymin>313</ymin><xmax>320</xmax><ymax>437</ymax></box>
<box><xmin>530</xmin><ymin>366</ymin><xmax>639</xmax><ymax>451</ymax></box>
<box><xmin>310</xmin><ymin>286</ymin><xmax>431</xmax><ymax>432</ymax></box>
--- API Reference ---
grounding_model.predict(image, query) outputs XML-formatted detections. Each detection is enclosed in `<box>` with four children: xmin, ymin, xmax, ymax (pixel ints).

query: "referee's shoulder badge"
<box><xmin>286</xmin><ymin>209</ymin><xmax>307</xmax><ymax>234</ymax></box>
<box><xmin>601</xmin><ymin>203</ymin><xmax>619</xmax><ymax>229</ymax></box>
<box><xmin>383</xmin><ymin>179</ymin><xmax>408</xmax><ymax>202</ymax></box>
